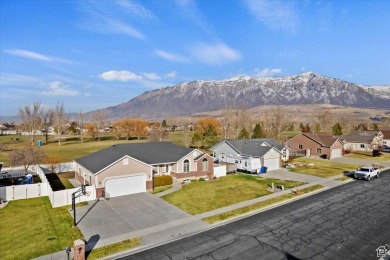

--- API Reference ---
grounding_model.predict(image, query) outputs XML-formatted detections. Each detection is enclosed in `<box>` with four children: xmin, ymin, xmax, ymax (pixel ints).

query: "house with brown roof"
<box><xmin>286</xmin><ymin>132</ymin><xmax>344</xmax><ymax>159</ymax></box>
<box><xmin>339</xmin><ymin>130</ymin><xmax>383</xmax><ymax>152</ymax></box>
<box><xmin>74</xmin><ymin>142</ymin><xmax>214</xmax><ymax>198</ymax></box>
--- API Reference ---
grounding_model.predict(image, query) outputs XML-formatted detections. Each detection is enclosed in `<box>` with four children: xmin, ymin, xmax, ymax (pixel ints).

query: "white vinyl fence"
<box><xmin>213</xmin><ymin>164</ymin><xmax>227</xmax><ymax>178</ymax></box>
<box><xmin>0</xmin><ymin>162</ymin><xmax>96</xmax><ymax>208</ymax></box>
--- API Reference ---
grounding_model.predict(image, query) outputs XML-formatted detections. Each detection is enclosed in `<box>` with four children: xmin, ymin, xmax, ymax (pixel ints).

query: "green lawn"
<box><xmin>344</xmin><ymin>151</ymin><xmax>390</xmax><ymax>162</ymax></box>
<box><xmin>0</xmin><ymin>197</ymin><xmax>84</xmax><ymax>259</ymax></box>
<box><xmin>203</xmin><ymin>185</ymin><xmax>324</xmax><ymax>224</ymax></box>
<box><xmin>161</xmin><ymin>174</ymin><xmax>304</xmax><ymax>215</ymax></box>
<box><xmin>290</xmin><ymin>157</ymin><xmax>362</xmax><ymax>178</ymax></box>
<box><xmin>0</xmin><ymin>135</ymin><xmax>148</xmax><ymax>166</ymax></box>
<box><xmin>87</xmin><ymin>237</ymin><xmax>141</xmax><ymax>260</ymax></box>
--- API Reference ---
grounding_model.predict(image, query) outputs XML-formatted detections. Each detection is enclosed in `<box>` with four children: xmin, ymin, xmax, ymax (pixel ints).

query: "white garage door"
<box><xmin>105</xmin><ymin>175</ymin><xmax>146</xmax><ymax>198</ymax></box>
<box><xmin>331</xmin><ymin>148</ymin><xmax>342</xmax><ymax>159</ymax></box>
<box><xmin>263</xmin><ymin>157</ymin><xmax>280</xmax><ymax>171</ymax></box>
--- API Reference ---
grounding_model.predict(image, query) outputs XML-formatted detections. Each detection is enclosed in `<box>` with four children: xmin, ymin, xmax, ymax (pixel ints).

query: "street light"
<box><xmin>65</xmin><ymin>245</ymin><xmax>71</xmax><ymax>260</ymax></box>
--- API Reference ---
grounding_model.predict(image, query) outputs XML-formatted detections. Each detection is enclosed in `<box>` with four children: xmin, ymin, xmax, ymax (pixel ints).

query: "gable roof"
<box><xmin>380</xmin><ymin>130</ymin><xmax>390</xmax><ymax>139</ymax></box>
<box><xmin>218</xmin><ymin>139</ymin><xmax>280</xmax><ymax>157</ymax></box>
<box><xmin>339</xmin><ymin>130</ymin><xmax>382</xmax><ymax>143</ymax></box>
<box><xmin>75</xmin><ymin>142</ymin><xmax>194</xmax><ymax>174</ymax></box>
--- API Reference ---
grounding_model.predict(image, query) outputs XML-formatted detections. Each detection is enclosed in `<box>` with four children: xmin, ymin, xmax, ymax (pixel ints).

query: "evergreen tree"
<box><xmin>191</xmin><ymin>131</ymin><xmax>203</xmax><ymax>148</ymax></box>
<box><xmin>162</xmin><ymin>119</ymin><xmax>167</xmax><ymax>129</ymax></box>
<box><xmin>252</xmin><ymin>123</ymin><xmax>265</xmax><ymax>138</ymax></box>
<box><xmin>238</xmin><ymin>128</ymin><xmax>250</xmax><ymax>139</ymax></box>
<box><xmin>332</xmin><ymin>123</ymin><xmax>343</xmax><ymax>135</ymax></box>
<box><xmin>203</xmin><ymin>125</ymin><xmax>219</xmax><ymax>147</ymax></box>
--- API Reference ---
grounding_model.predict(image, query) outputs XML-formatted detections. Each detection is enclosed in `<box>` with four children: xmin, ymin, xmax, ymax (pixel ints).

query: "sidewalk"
<box><xmin>35</xmin><ymin>163</ymin><xmax>390</xmax><ymax>260</ymax></box>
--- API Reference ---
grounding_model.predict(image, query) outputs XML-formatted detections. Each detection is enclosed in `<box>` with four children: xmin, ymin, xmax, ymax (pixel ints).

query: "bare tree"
<box><xmin>315</xmin><ymin>109</ymin><xmax>333</xmax><ymax>133</ymax></box>
<box><xmin>41</xmin><ymin>107</ymin><xmax>54</xmax><ymax>144</ymax></box>
<box><xmin>176</xmin><ymin>116</ymin><xmax>192</xmax><ymax>147</ymax></box>
<box><xmin>77</xmin><ymin>112</ymin><xmax>85</xmax><ymax>143</ymax></box>
<box><xmin>92</xmin><ymin>110</ymin><xmax>107</xmax><ymax>141</ymax></box>
<box><xmin>53</xmin><ymin>102</ymin><xmax>68</xmax><ymax>145</ymax></box>
<box><xmin>9</xmin><ymin>144</ymin><xmax>47</xmax><ymax>174</ymax></box>
<box><xmin>18</xmin><ymin>101</ymin><xmax>42</xmax><ymax>144</ymax></box>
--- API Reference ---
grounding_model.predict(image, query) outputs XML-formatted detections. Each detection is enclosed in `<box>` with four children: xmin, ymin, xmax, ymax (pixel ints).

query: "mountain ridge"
<box><xmin>90</xmin><ymin>72</ymin><xmax>390</xmax><ymax>120</ymax></box>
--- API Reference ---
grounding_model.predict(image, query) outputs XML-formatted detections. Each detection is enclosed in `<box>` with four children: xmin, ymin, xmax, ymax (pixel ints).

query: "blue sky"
<box><xmin>1</xmin><ymin>0</ymin><xmax>390</xmax><ymax>116</ymax></box>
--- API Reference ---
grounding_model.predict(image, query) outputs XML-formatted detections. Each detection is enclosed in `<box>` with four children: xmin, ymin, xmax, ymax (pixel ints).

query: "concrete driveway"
<box><xmin>73</xmin><ymin>192</ymin><xmax>195</xmax><ymax>248</ymax></box>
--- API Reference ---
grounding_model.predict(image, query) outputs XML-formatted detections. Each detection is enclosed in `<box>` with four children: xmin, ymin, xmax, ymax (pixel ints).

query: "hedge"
<box><xmin>154</xmin><ymin>175</ymin><xmax>173</xmax><ymax>188</ymax></box>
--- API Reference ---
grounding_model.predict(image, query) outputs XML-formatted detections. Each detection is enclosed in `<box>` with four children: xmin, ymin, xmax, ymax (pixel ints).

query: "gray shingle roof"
<box><xmin>224</xmin><ymin>139</ymin><xmax>276</xmax><ymax>157</ymax></box>
<box><xmin>75</xmin><ymin>142</ymin><xmax>194</xmax><ymax>174</ymax></box>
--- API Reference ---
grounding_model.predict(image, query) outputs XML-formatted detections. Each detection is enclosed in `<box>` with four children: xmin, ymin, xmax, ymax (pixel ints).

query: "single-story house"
<box><xmin>286</xmin><ymin>132</ymin><xmax>344</xmax><ymax>159</ymax></box>
<box><xmin>380</xmin><ymin>129</ymin><xmax>390</xmax><ymax>147</ymax></box>
<box><xmin>74</xmin><ymin>142</ymin><xmax>214</xmax><ymax>198</ymax></box>
<box><xmin>339</xmin><ymin>130</ymin><xmax>383</xmax><ymax>152</ymax></box>
<box><xmin>210</xmin><ymin>138</ymin><xmax>284</xmax><ymax>171</ymax></box>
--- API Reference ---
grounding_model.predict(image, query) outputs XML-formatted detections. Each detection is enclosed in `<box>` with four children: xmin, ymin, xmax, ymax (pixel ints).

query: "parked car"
<box><xmin>354</xmin><ymin>166</ymin><xmax>380</xmax><ymax>181</ymax></box>
<box><xmin>382</xmin><ymin>147</ymin><xmax>390</xmax><ymax>153</ymax></box>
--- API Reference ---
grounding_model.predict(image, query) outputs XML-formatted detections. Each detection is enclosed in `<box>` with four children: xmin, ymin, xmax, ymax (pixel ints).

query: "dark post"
<box><xmin>72</xmin><ymin>192</ymin><xmax>76</xmax><ymax>226</ymax></box>
<box><xmin>65</xmin><ymin>245</ymin><xmax>71</xmax><ymax>260</ymax></box>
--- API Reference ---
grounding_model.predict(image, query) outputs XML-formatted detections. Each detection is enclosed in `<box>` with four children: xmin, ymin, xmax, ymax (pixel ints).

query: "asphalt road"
<box><xmin>120</xmin><ymin>170</ymin><xmax>390</xmax><ymax>260</ymax></box>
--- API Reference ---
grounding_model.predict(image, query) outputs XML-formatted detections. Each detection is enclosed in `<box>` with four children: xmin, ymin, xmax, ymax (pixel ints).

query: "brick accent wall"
<box><xmin>96</xmin><ymin>187</ymin><xmax>105</xmax><ymax>198</ymax></box>
<box><xmin>74</xmin><ymin>171</ymin><xmax>89</xmax><ymax>185</ymax></box>
<box><xmin>146</xmin><ymin>180</ymin><xmax>153</xmax><ymax>191</ymax></box>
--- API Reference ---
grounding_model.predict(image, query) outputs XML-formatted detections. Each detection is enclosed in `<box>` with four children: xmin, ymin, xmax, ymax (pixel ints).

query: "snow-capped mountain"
<box><xmin>93</xmin><ymin>72</ymin><xmax>390</xmax><ymax>120</ymax></box>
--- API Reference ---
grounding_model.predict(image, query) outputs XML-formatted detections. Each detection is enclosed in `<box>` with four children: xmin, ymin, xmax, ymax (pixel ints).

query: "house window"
<box><xmin>317</xmin><ymin>148</ymin><xmax>321</xmax><ymax>154</ymax></box>
<box><xmin>183</xmin><ymin>159</ymin><xmax>190</xmax><ymax>172</ymax></box>
<box><xmin>360</xmin><ymin>144</ymin><xmax>365</xmax><ymax>148</ymax></box>
<box><xmin>298</xmin><ymin>144</ymin><xmax>303</xmax><ymax>149</ymax></box>
<box><xmin>202</xmin><ymin>158</ymin><xmax>208</xmax><ymax>171</ymax></box>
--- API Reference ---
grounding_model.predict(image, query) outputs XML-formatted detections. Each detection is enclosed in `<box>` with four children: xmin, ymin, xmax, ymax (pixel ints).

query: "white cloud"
<box><xmin>100</xmin><ymin>70</ymin><xmax>142</xmax><ymax>81</ymax></box>
<box><xmin>155</xmin><ymin>49</ymin><xmax>188</xmax><ymax>62</ymax></box>
<box><xmin>105</xmin><ymin>19</ymin><xmax>144</xmax><ymax>39</ymax></box>
<box><xmin>75</xmin><ymin>1</ymin><xmax>145</xmax><ymax>40</ymax></box>
<box><xmin>4</xmin><ymin>49</ymin><xmax>71</xmax><ymax>63</ymax></box>
<box><xmin>41</xmin><ymin>81</ymin><xmax>80</xmax><ymax>96</ymax></box>
<box><xmin>165</xmin><ymin>71</ymin><xmax>177</xmax><ymax>78</ymax></box>
<box><xmin>254</xmin><ymin>68</ymin><xmax>282</xmax><ymax>77</ymax></box>
<box><xmin>143</xmin><ymin>73</ymin><xmax>161</xmax><ymax>80</ymax></box>
<box><xmin>301</xmin><ymin>67</ymin><xmax>306</xmax><ymax>71</ymax></box>
<box><xmin>190</xmin><ymin>42</ymin><xmax>241</xmax><ymax>65</ymax></box>
<box><xmin>116</xmin><ymin>0</ymin><xmax>156</xmax><ymax>20</ymax></box>
<box><xmin>244</xmin><ymin>0</ymin><xmax>297</xmax><ymax>32</ymax></box>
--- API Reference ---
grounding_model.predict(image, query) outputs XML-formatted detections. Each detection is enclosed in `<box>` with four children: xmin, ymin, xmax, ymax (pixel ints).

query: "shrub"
<box><xmin>153</xmin><ymin>175</ymin><xmax>173</xmax><ymax>188</ymax></box>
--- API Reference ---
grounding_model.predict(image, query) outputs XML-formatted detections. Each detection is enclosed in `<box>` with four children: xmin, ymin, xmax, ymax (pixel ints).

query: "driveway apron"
<box><xmin>73</xmin><ymin>192</ymin><xmax>192</xmax><ymax>247</ymax></box>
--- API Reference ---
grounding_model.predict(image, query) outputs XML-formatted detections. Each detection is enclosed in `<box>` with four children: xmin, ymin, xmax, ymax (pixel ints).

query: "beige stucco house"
<box><xmin>74</xmin><ymin>142</ymin><xmax>214</xmax><ymax>198</ymax></box>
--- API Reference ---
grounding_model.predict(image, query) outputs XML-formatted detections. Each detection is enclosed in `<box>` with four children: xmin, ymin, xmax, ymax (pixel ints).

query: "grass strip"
<box><xmin>335</xmin><ymin>176</ymin><xmax>352</xmax><ymax>181</ymax></box>
<box><xmin>203</xmin><ymin>184</ymin><xmax>324</xmax><ymax>224</ymax></box>
<box><xmin>152</xmin><ymin>185</ymin><xmax>173</xmax><ymax>194</ymax></box>
<box><xmin>86</xmin><ymin>237</ymin><xmax>142</xmax><ymax>260</ymax></box>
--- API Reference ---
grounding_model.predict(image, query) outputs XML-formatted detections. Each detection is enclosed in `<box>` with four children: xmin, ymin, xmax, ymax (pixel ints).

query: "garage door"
<box><xmin>105</xmin><ymin>175</ymin><xmax>146</xmax><ymax>198</ymax></box>
<box><xmin>263</xmin><ymin>157</ymin><xmax>280</xmax><ymax>171</ymax></box>
<box><xmin>331</xmin><ymin>148</ymin><xmax>342</xmax><ymax>159</ymax></box>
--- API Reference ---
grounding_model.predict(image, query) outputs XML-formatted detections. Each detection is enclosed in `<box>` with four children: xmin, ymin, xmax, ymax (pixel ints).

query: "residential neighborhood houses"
<box><xmin>1</xmin><ymin>116</ymin><xmax>390</xmax><ymax>260</ymax></box>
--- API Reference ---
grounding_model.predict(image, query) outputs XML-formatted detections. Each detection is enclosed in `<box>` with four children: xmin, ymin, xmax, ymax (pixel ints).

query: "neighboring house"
<box><xmin>210</xmin><ymin>138</ymin><xmax>284</xmax><ymax>171</ymax></box>
<box><xmin>0</xmin><ymin>123</ymin><xmax>17</xmax><ymax>135</ymax></box>
<box><xmin>380</xmin><ymin>129</ymin><xmax>390</xmax><ymax>147</ymax></box>
<box><xmin>287</xmin><ymin>132</ymin><xmax>344</xmax><ymax>159</ymax></box>
<box><xmin>339</xmin><ymin>130</ymin><xmax>383</xmax><ymax>152</ymax></box>
<box><xmin>74</xmin><ymin>142</ymin><xmax>214</xmax><ymax>198</ymax></box>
